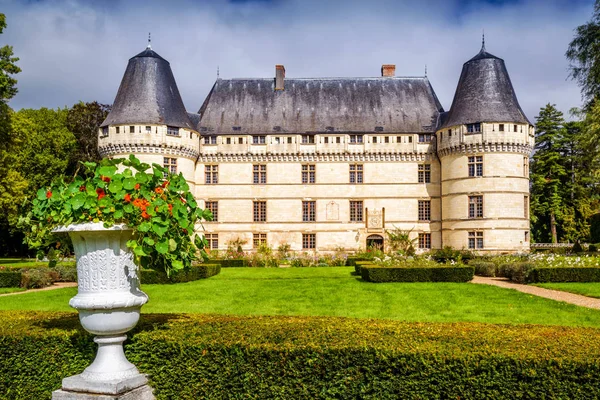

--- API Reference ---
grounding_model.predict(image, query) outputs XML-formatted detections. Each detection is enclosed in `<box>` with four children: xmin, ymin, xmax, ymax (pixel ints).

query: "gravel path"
<box><xmin>0</xmin><ymin>282</ymin><xmax>77</xmax><ymax>297</ymax></box>
<box><xmin>471</xmin><ymin>276</ymin><xmax>600</xmax><ymax>310</ymax></box>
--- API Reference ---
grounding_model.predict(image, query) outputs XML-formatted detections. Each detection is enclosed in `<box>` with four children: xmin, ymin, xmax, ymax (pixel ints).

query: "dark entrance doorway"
<box><xmin>366</xmin><ymin>234</ymin><xmax>384</xmax><ymax>250</ymax></box>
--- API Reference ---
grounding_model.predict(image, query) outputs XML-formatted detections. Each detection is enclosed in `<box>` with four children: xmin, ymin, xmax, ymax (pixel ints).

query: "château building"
<box><xmin>98</xmin><ymin>41</ymin><xmax>534</xmax><ymax>254</ymax></box>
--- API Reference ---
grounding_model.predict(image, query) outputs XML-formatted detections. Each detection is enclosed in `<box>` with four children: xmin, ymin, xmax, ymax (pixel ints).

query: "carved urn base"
<box><xmin>51</xmin><ymin>223</ymin><xmax>153</xmax><ymax>400</ymax></box>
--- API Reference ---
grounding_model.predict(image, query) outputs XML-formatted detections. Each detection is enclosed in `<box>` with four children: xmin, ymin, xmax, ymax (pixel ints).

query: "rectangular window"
<box><xmin>115</xmin><ymin>126</ymin><xmax>120</xmax><ymax>134</ymax></box>
<box><xmin>130</xmin><ymin>126</ymin><xmax>135</xmax><ymax>133</ymax></box>
<box><xmin>167</xmin><ymin>126</ymin><xmax>180</xmax><ymax>136</ymax></box>
<box><xmin>373</xmin><ymin>136</ymin><xmax>378</xmax><ymax>143</ymax></box>
<box><xmin>418</xmin><ymin>134</ymin><xmax>432</xmax><ymax>142</ymax></box>
<box><xmin>468</xmin><ymin>156</ymin><xmax>483</xmax><ymax>177</ymax></box>
<box><xmin>301</xmin><ymin>164</ymin><xmax>316</xmax><ymax>184</ymax></box>
<box><xmin>301</xmin><ymin>135</ymin><xmax>315</xmax><ymax>144</ymax></box>
<box><xmin>145</xmin><ymin>126</ymin><xmax>152</xmax><ymax>132</ymax></box>
<box><xmin>349</xmin><ymin>164</ymin><xmax>363</xmax><ymax>184</ymax></box>
<box><xmin>302</xmin><ymin>233</ymin><xmax>316</xmax><ymax>249</ymax></box>
<box><xmin>418</xmin><ymin>164</ymin><xmax>431</xmax><ymax>183</ymax></box>
<box><xmin>514</xmin><ymin>124</ymin><xmax>518</xmax><ymax>132</ymax></box>
<box><xmin>205</xmin><ymin>165</ymin><xmax>218</xmax><ymax>184</ymax></box>
<box><xmin>302</xmin><ymin>201</ymin><xmax>316</xmax><ymax>222</ymax></box>
<box><xmin>524</xmin><ymin>231</ymin><xmax>530</xmax><ymax>242</ymax></box>
<box><xmin>336</xmin><ymin>137</ymin><xmax>341</xmax><ymax>143</ymax></box>
<box><xmin>418</xmin><ymin>200</ymin><xmax>431</xmax><ymax>221</ymax></box>
<box><xmin>385</xmin><ymin>136</ymin><xmax>390</xmax><ymax>143</ymax></box>
<box><xmin>349</xmin><ymin>200</ymin><xmax>363</xmax><ymax>222</ymax></box>
<box><xmin>253</xmin><ymin>233</ymin><xmax>267</xmax><ymax>248</ymax></box>
<box><xmin>253</xmin><ymin>135</ymin><xmax>266</xmax><ymax>144</ymax></box>
<box><xmin>409</xmin><ymin>136</ymin><xmax>413</xmax><ymax>143</ymax></box>
<box><xmin>253</xmin><ymin>164</ymin><xmax>267</xmax><ymax>184</ymax></box>
<box><xmin>469</xmin><ymin>195</ymin><xmax>483</xmax><ymax>218</ymax></box>
<box><xmin>524</xmin><ymin>195</ymin><xmax>529</xmax><ymax>219</ymax></box>
<box><xmin>499</xmin><ymin>124</ymin><xmax>504</xmax><ymax>132</ymax></box>
<box><xmin>101</xmin><ymin>126</ymin><xmax>108</xmax><ymax>137</ymax></box>
<box><xmin>287</xmin><ymin>137</ymin><xmax>293</xmax><ymax>144</ymax></box>
<box><xmin>466</xmin><ymin>123</ymin><xmax>481</xmax><ymax>133</ymax></box>
<box><xmin>523</xmin><ymin>156</ymin><xmax>529</xmax><ymax>177</ymax></box>
<box><xmin>163</xmin><ymin>157</ymin><xmax>177</xmax><ymax>175</ymax></box>
<box><xmin>468</xmin><ymin>231</ymin><xmax>484</xmax><ymax>249</ymax></box>
<box><xmin>226</xmin><ymin>137</ymin><xmax>231</xmax><ymax>144</ymax></box>
<box><xmin>418</xmin><ymin>233</ymin><xmax>431</xmax><ymax>249</ymax></box>
<box><xmin>205</xmin><ymin>201</ymin><xmax>218</xmax><ymax>222</ymax></box>
<box><xmin>205</xmin><ymin>233</ymin><xmax>218</xmax><ymax>250</ymax></box>
<box><xmin>349</xmin><ymin>134</ymin><xmax>363</xmax><ymax>143</ymax></box>
<box><xmin>448</xmin><ymin>129</ymin><xmax>452</xmax><ymax>137</ymax></box>
<box><xmin>253</xmin><ymin>201</ymin><xmax>266</xmax><ymax>222</ymax></box>
<box><xmin>324</xmin><ymin>137</ymin><xmax>329</xmax><ymax>144</ymax></box>
<box><xmin>205</xmin><ymin>136</ymin><xmax>217</xmax><ymax>144</ymax></box>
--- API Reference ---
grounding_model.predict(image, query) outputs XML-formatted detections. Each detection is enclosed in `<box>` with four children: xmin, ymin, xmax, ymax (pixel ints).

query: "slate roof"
<box><xmin>101</xmin><ymin>48</ymin><xmax>194</xmax><ymax>130</ymax></box>
<box><xmin>442</xmin><ymin>47</ymin><xmax>531</xmax><ymax>128</ymax></box>
<box><xmin>196</xmin><ymin>77</ymin><xmax>444</xmax><ymax>135</ymax></box>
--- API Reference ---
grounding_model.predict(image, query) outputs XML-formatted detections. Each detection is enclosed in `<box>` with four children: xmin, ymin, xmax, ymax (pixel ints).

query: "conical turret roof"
<box><xmin>101</xmin><ymin>46</ymin><xmax>194</xmax><ymax>130</ymax></box>
<box><xmin>441</xmin><ymin>46</ymin><xmax>530</xmax><ymax>128</ymax></box>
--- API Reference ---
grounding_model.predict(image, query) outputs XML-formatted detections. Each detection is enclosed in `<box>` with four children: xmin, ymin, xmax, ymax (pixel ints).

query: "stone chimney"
<box><xmin>275</xmin><ymin>65</ymin><xmax>285</xmax><ymax>90</ymax></box>
<box><xmin>381</xmin><ymin>64</ymin><xmax>395</xmax><ymax>77</ymax></box>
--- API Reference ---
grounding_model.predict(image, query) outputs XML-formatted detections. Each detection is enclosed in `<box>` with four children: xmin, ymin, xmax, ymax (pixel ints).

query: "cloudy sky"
<box><xmin>0</xmin><ymin>0</ymin><xmax>594</xmax><ymax>122</ymax></box>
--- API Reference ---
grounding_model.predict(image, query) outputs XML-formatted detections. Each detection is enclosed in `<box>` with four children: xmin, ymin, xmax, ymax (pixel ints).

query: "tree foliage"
<box><xmin>0</xmin><ymin>14</ymin><xmax>21</xmax><ymax>104</ymax></box>
<box><xmin>66</xmin><ymin>101</ymin><xmax>110</xmax><ymax>173</ymax></box>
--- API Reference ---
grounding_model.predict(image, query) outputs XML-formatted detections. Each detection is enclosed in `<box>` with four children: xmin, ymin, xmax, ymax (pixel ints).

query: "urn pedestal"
<box><xmin>51</xmin><ymin>223</ymin><xmax>154</xmax><ymax>400</ymax></box>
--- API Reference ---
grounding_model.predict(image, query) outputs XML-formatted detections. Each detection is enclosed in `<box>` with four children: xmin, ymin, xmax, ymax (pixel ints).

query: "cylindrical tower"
<box><xmin>437</xmin><ymin>44</ymin><xmax>534</xmax><ymax>253</ymax></box>
<box><xmin>98</xmin><ymin>44</ymin><xmax>200</xmax><ymax>189</ymax></box>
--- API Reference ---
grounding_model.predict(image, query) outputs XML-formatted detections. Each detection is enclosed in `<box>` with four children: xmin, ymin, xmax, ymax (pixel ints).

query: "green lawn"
<box><xmin>0</xmin><ymin>258</ymin><xmax>48</xmax><ymax>268</ymax></box>
<box><xmin>0</xmin><ymin>267</ymin><xmax>599</xmax><ymax>327</ymax></box>
<box><xmin>0</xmin><ymin>287</ymin><xmax>25</xmax><ymax>295</ymax></box>
<box><xmin>535</xmin><ymin>282</ymin><xmax>600</xmax><ymax>299</ymax></box>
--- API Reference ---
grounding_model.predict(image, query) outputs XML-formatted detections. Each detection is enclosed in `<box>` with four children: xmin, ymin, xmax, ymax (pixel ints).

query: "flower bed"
<box><xmin>1</xmin><ymin>311</ymin><xmax>599</xmax><ymax>399</ymax></box>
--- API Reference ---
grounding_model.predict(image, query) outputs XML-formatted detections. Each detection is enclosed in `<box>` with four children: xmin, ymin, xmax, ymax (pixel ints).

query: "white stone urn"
<box><xmin>52</xmin><ymin>222</ymin><xmax>154</xmax><ymax>399</ymax></box>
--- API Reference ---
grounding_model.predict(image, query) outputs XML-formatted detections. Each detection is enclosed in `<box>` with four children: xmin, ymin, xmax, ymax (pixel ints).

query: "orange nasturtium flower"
<box><xmin>141</xmin><ymin>211</ymin><xmax>150</xmax><ymax>219</ymax></box>
<box><xmin>96</xmin><ymin>188</ymin><xmax>106</xmax><ymax>200</ymax></box>
<box><xmin>134</xmin><ymin>183</ymin><xmax>140</xmax><ymax>190</ymax></box>
<box><xmin>46</xmin><ymin>191</ymin><xmax>52</xmax><ymax>199</ymax></box>
<box><xmin>124</xmin><ymin>193</ymin><xmax>131</xmax><ymax>203</ymax></box>
<box><xmin>154</xmin><ymin>187</ymin><xmax>164</xmax><ymax>195</ymax></box>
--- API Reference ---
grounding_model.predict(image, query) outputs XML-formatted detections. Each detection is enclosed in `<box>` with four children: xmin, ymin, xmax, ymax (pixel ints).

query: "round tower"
<box><xmin>98</xmin><ymin>43</ymin><xmax>200</xmax><ymax>189</ymax></box>
<box><xmin>437</xmin><ymin>43</ymin><xmax>535</xmax><ymax>253</ymax></box>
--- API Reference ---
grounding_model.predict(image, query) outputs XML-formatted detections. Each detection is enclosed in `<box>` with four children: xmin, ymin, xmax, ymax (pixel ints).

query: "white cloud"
<box><xmin>1</xmin><ymin>0</ymin><xmax>593</xmax><ymax>121</ymax></box>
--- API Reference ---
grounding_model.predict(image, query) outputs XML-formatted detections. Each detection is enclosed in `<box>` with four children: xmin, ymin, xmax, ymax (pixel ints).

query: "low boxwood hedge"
<box><xmin>469</xmin><ymin>260</ymin><xmax>497</xmax><ymax>277</ymax></box>
<box><xmin>140</xmin><ymin>264</ymin><xmax>221</xmax><ymax>284</ymax></box>
<box><xmin>346</xmin><ymin>256</ymin><xmax>368</xmax><ymax>267</ymax></box>
<box><xmin>361</xmin><ymin>265</ymin><xmax>474</xmax><ymax>282</ymax></box>
<box><xmin>527</xmin><ymin>267</ymin><xmax>600</xmax><ymax>283</ymax></box>
<box><xmin>207</xmin><ymin>259</ymin><xmax>247</xmax><ymax>268</ymax></box>
<box><xmin>353</xmin><ymin>261</ymin><xmax>374</xmax><ymax>275</ymax></box>
<box><xmin>0</xmin><ymin>270</ymin><xmax>21</xmax><ymax>288</ymax></box>
<box><xmin>1</xmin><ymin>311</ymin><xmax>599</xmax><ymax>399</ymax></box>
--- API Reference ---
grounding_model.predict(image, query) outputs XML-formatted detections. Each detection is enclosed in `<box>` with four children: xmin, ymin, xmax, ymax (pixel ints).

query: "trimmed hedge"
<box><xmin>1</xmin><ymin>311</ymin><xmax>600</xmax><ymax>399</ymax></box>
<box><xmin>527</xmin><ymin>267</ymin><xmax>600</xmax><ymax>283</ymax></box>
<box><xmin>353</xmin><ymin>261</ymin><xmax>374</xmax><ymax>275</ymax></box>
<box><xmin>361</xmin><ymin>265</ymin><xmax>474</xmax><ymax>282</ymax></box>
<box><xmin>140</xmin><ymin>264</ymin><xmax>221</xmax><ymax>284</ymax></box>
<box><xmin>469</xmin><ymin>260</ymin><xmax>497</xmax><ymax>277</ymax></box>
<box><xmin>207</xmin><ymin>258</ymin><xmax>247</xmax><ymax>268</ymax></box>
<box><xmin>0</xmin><ymin>271</ymin><xmax>21</xmax><ymax>288</ymax></box>
<box><xmin>346</xmin><ymin>256</ymin><xmax>368</xmax><ymax>267</ymax></box>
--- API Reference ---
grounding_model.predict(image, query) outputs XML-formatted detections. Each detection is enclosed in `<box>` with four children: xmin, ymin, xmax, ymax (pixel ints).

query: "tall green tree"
<box><xmin>566</xmin><ymin>0</ymin><xmax>600</xmax><ymax>108</ymax></box>
<box><xmin>530</xmin><ymin>104</ymin><xmax>568</xmax><ymax>243</ymax></box>
<box><xmin>66</xmin><ymin>101</ymin><xmax>111</xmax><ymax>174</ymax></box>
<box><xmin>0</xmin><ymin>13</ymin><xmax>21</xmax><ymax>105</ymax></box>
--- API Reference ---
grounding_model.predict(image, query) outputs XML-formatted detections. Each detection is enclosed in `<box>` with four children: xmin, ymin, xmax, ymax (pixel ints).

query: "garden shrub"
<box><xmin>431</xmin><ymin>246</ymin><xmax>473</xmax><ymax>263</ymax></box>
<box><xmin>51</xmin><ymin>263</ymin><xmax>77</xmax><ymax>282</ymax></box>
<box><xmin>353</xmin><ymin>261</ymin><xmax>374</xmax><ymax>275</ymax></box>
<box><xmin>572</xmin><ymin>242</ymin><xmax>584</xmax><ymax>253</ymax></box>
<box><xmin>140</xmin><ymin>264</ymin><xmax>220</xmax><ymax>284</ymax></box>
<box><xmin>346</xmin><ymin>256</ymin><xmax>368</xmax><ymax>267</ymax></box>
<box><xmin>469</xmin><ymin>261</ymin><xmax>497</xmax><ymax>277</ymax></box>
<box><xmin>497</xmin><ymin>262</ymin><xmax>535</xmax><ymax>283</ymax></box>
<box><xmin>527</xmin><ymin>267</ymin><xmax>600</xmax><ymax>283</ymax></box>
<box><xmin>590</xmin><ymin>244</ymin><xmax>598</xmax><ymax>253</ymax></box>
<box><xmin>2</xmin><ymin>311</ymin><xmax>600</xmax><ymax>399</ymax></box>
<box><xmin>361</xmin><ymin>265</ymin><xmax>474</xmax><ymax>282</ymax></box>
<box><xmin>213</xmin><ymin>259</ymin><xmax>246</xmax><ymax>268</ymax></box>
<box><xmin>0</xmin><ymin>270</ymin><xmax>22</xmax><ymax>288</ymax></box>
<box><xmin>20</xmin><ymin>268</ymin><xmax>59</xmax><ymax>289</ymax></box>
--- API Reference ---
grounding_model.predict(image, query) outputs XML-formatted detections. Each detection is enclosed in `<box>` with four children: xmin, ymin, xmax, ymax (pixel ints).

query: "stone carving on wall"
<box><xmin>326</xmin><ymin>201</ymin><xmax>339</xmax><ymax>220</ymax></box>
<box><xmin>367</xmin><ymin>208</ymin><xmax>384</xmax><ymax>229</ymax></box>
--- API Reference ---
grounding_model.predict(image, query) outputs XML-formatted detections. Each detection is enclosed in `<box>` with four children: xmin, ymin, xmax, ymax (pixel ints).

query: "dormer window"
<box><xmin>466</xmin><ymin>123</ymin><xmax>481</xmax><ymax>133</ymax></box>
<box><xmin>301</xmin><ymin>135</ymin><xmax>315</xmax><ymax>144</ymax></box>
<box><xmin>349</xmin><ymin>134</ymin><xmax>363</xmax><ymax>143</ymax></box>
<box><xmin>167</xmin><ymin>126</ymin><xmax>180</xmax><ymax>136</ymax></box>
<box><xmin>418</xmin><ymin>134</ymin><xmax>432</xmax><ymax>142</ymax></box>
<box><xmin>206</xmin><ymin>136</ymin><xmax>217</xmax><ymax>145</ymax></box>
<box><xmin>252</xmin><ymin>135</ymin><xmax>266</xmax><ymax>144</ymax></box>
